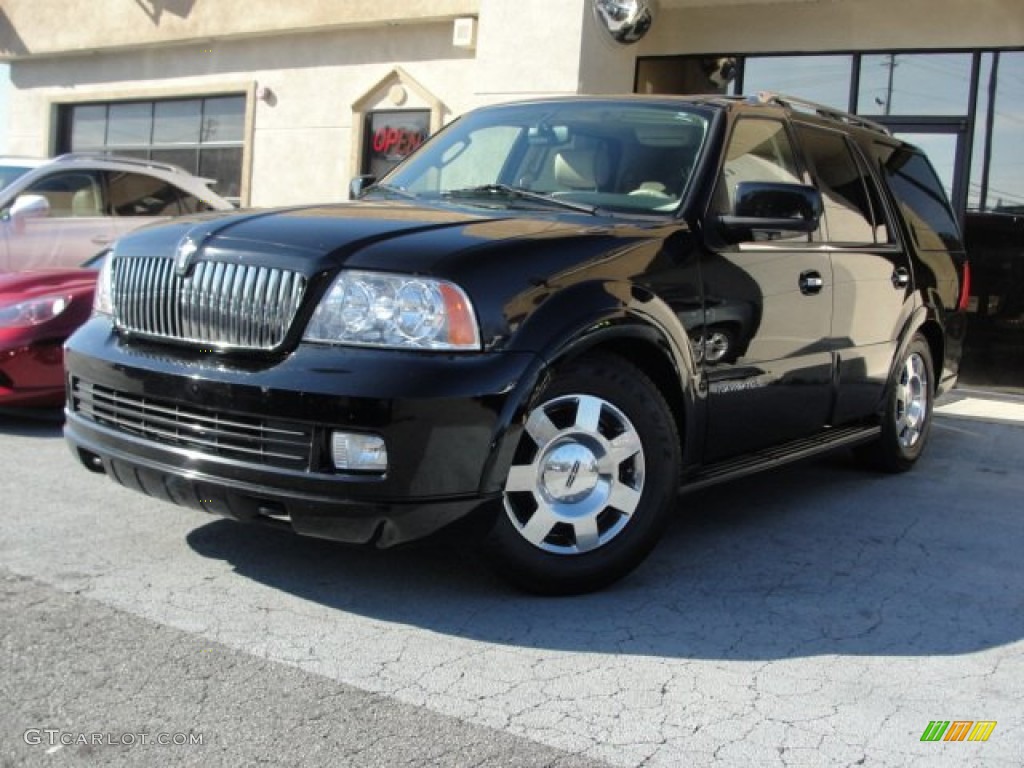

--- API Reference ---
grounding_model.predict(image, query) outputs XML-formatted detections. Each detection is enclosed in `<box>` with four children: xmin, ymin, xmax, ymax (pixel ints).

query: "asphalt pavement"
<box><xmin>1</xmin><ymin>391</ymin><xmax>1022</xmax><ymax>767</ymax></box>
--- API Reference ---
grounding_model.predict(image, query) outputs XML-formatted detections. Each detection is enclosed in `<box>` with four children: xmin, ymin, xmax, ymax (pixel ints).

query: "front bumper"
<box><xmin>0</xmin><ymin>339</ymin><xmax>67</xmax><ymax>408</ymax></box>
<box><xmin>64</xmin><ymin>318</ymin><xmax>541</xmax><ymax>547</ymax></box>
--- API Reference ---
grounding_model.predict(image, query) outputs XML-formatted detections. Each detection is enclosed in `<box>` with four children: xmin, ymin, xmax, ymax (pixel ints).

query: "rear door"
<box><xmin>792</xmin><ymin>123</ymin><xmax>914</xmax><ymax>423</ymax></box>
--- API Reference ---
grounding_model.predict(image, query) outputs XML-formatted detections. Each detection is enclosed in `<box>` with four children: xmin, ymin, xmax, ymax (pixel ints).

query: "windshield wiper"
<box><xmin>364</xmin><ymin>182</ymin><xmax>417</xmax><ymax>200</ymax></box>
<box><xmin>442</xmin><ymin>184</ymin><xmax>598</xmax><ymax>215</ymax></box>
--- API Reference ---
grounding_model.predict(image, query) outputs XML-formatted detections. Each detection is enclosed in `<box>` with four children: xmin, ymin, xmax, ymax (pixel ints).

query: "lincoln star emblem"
<box><xmin>174</xmin><ymin>235</ymin><xmax>200</xmax><ymax>276</ymax></box>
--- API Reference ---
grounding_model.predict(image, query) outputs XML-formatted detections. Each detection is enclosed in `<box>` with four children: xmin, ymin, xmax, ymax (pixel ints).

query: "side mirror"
<box><xmin>8</xmin><ymin>194</ymin><xmax>51</xmax><ymax>221</ymax></box>
<box><xmin>718</xmin><ymin>182</ymin><xmax>822</xmax><ymax>239</ymax></box>
<box><xmin>348</xmin><ymin>174</ymin><xmax>376</xmax><ymax>200</ymax></box>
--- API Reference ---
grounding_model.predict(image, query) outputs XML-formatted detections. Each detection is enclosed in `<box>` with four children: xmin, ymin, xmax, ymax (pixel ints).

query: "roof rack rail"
<box><xmin>53</xmin><ymin>152</ymin><xmax>190</xmax><ymax>175</ymax></box>
<box><xmin>746</xmin><ymin>91</ymin><xmax>891</xmax><ymax>135</ymax></box>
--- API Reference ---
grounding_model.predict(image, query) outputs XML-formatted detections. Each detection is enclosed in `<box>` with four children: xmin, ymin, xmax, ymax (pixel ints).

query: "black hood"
<box><xmin>112</xmin><ymin>200</ymin><xmax>639</xmax><ymax>278</ymax></box>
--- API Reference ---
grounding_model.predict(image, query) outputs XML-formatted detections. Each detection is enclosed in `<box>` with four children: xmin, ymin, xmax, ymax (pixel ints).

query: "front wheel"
<box><xmin>855</xmin><ymin>334</ymin><xmax>935</xmax><ymax>473</ymax></box>
<box><xmin>486</xmin><ymin>353</ymin><xmax>681</xmax><ymax>595</ymax></box>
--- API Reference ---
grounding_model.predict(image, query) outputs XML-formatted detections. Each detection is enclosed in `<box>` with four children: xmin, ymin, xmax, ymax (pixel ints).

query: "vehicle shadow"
<box><xmin>0</xmin><ymin>409</ymin><xmax>65</xmax><ymax>438</ymax></box>
<box><xmin>185</xmin><ymin>418</ymin><xmax>1024</xmax><ymax>660</ymax></box>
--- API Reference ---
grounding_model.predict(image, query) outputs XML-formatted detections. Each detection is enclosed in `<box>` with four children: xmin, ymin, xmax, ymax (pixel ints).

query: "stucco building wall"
<box><xmin>2</xmin><ymin>0</ymin><xmax>1022</xmax><ymax>205</ymax></box>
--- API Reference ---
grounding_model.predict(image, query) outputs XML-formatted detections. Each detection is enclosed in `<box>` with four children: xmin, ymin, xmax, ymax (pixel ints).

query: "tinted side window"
<box><xmin>27</xmin><ymin>171</ymin><xmax>106</xmax><ymax>218</ymax></box>
<box><xmin>851</xmin><ymin>144</ymin><xmax>895</xmax><ymax>245</ymax></box>
<box><xmin>107</xmin><ymin>172</ymin><xmax>184</xmax><ymax>216</ymax></box>
<box><xmin>795</xmin><ymin>124</ymin><xmax>883</xmax><ymax>245</ymax></box>
<box><xmin>873</xmin><ymin>144</ymin><xmax>963</xmax><ymax>251</ymax></box>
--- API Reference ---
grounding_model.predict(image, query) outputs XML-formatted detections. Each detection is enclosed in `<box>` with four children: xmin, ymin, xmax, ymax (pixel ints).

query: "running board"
<box><xmin>683</xmin><ymin>424</ymin><xmax>880</xmax><ymax>493</ymax></box>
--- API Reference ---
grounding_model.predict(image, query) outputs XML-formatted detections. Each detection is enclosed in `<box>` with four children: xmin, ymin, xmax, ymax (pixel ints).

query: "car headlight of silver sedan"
<box><xmin>304</xmin><ymin>270</ymin><xmax>481</xmax><ymax>351</ymax></box>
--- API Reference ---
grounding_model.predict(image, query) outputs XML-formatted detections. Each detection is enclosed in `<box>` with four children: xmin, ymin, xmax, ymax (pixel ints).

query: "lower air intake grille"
<box><xmin>71</xmin><ymin>378</ymin><xmax>314</xmax><ymax>470</ymax></box>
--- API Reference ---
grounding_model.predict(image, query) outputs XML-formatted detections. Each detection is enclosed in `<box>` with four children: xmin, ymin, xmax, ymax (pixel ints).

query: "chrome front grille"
<box><xmin>71</xmin><ymin>378</ymin><xmax>314</xmax><ymax>469</ymax></box>
<box><xmin>112</xmin><ymin>256</ymin><xmax>306</xmax><ymax>350</ymax></box>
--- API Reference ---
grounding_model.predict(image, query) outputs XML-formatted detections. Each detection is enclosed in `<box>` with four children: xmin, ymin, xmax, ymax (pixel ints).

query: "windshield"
<box><xmin>0</xmin><ymin>164</ymin><xmax>33</xmax><ymax>192</ymax></box>
<box><xmin>380</xmin><ymin>101</ymin><xmax>712</xmax><ymax>216</ymax></box>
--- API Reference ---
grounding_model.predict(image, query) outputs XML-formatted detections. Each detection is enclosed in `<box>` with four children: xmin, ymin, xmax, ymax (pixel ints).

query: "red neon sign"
<box><xmin>372</xmin><ymin>126</ymin><xmax>426</xmax><ymax>156</ymax></box>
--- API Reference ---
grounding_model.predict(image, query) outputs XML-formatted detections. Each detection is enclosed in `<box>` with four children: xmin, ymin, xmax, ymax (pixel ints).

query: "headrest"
<box><xmin>554</xmin><ymin>149</ymin><xmax>609</xmax><ymax>190</ymax></box>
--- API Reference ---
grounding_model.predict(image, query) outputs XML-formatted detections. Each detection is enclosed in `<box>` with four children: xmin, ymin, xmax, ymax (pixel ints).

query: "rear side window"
<box><xmin>107</xmin><ymin>172</ymin><xmax>184</xmax><ymax>216</ymax></box>
<box><xmin>873</xmin><ymin>144</ymin><xmax>963</xmax><ymax>251</ymax></box>
<box><xmin>795</xmin><ymin>124</ymin><xmax>890</xmax><ymax>245</ymax></box>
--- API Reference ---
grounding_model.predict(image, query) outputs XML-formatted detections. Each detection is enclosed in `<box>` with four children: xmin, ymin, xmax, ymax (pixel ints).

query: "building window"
<box><xmin>59</xmin><ymin>95</ymin><xmax>245</xmax><ymax>204</ymax></box>
<box><xmin>972</xmin><ymin>50</ymin><xmax>1024</xmax><ymax>213</ymax></box>
<box><xmin>742</xmin><ymin>55</ymin><xmax>853</xmax><ymax>110</ymax></box>
<box><xmin>362</xmin><ymin>110</ymin><xmax>431</xmax><ymax>178</ymax></box>
<box><xmin>635</xmin><ymin>56</ymin><xmax>739</xmax><ymax>96</ymax></box>
<box><xmin>856</xmin><ymin>53</ymin><xmax>973</xmax><ymax>117</ymax></box>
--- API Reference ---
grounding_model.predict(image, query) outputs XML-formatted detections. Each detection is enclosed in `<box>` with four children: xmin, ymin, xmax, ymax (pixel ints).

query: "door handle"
<box><xmin>91</xmin><ymin>235</ymin><xmax>113</xmax><ymax>245</ymax></box>
<box><xmin>892</xmin><ymin>267</ymin><xmax>910</xmax><ymax>288</ymax></box>
<box><xmin>799</xmin><ymin>270</ymin><xmax>824</xmax><ymax>295</ymax></box>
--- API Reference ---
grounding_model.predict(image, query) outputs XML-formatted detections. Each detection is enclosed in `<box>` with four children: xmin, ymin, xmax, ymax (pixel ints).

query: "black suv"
<box><xmin>64</xmin><ymin>94</ymin><xmax>968</xmax><ymax>594</ymax></box>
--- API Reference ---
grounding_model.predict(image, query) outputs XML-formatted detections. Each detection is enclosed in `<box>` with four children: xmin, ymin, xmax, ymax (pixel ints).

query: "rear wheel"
<box><xmin>486</xmin><ymin>353</ymin><xmax>681</xmax><ymax>594</ymax></box>
<box><xmin>855</xmin><ymin>334</ymin><xmax>935</xmax><ymax>473</ymax></box>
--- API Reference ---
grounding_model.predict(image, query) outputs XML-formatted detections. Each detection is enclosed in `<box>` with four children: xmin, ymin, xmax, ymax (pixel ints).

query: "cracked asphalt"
<box><xmin>1</xmin><ymin>395</ymin><xmax>1022</xmax><ymax>767</ymax></box>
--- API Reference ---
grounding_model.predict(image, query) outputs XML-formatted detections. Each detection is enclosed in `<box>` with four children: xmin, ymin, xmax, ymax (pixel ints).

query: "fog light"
<box><xmin>331</xmin><ymin>432</ymin><xmax>388</xmax><ymax>473</ymax></box>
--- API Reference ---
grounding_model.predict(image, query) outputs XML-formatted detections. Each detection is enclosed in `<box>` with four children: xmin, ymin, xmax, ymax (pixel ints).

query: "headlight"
<box><xmin>304</xmin><ymin>270</ymin><xmax>481</xmax><ymax>350</ymax></box>
<box><xmin>92</xmin><ymin>254</ymin><xmax>115</xmax><ymax>317</ymax></box>
<box><xmin>0</xmin><ymin>295</ymin><xmax>72</xmax><ymax>327</ymax></box>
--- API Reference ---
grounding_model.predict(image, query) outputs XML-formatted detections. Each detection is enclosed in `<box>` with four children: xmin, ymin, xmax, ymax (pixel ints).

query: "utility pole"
<box><xmin>882</xmin><ymin>53</ymin><xmax>897</xmax><ymax>115</ymax></box>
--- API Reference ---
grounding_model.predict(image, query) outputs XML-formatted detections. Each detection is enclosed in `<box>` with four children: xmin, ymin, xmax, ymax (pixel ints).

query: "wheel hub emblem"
<box><xmin>541</xmin><ymin>443</ymin><xmax>599</xmax><ymax>504</ymax></box>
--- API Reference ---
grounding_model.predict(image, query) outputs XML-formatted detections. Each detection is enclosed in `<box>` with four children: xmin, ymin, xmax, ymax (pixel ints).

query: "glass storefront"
<box><xmin>857</xmin><ymin>53</ymin><xmax>973</xmax><ymax>117</ymax></box>
<box><xmin>742</xmin><ymin>55</ymin><xmax>853</xmax><ymax>110</ymax></box>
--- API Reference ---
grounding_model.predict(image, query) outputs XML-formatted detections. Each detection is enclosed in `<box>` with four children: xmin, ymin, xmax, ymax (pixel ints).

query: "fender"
<box><xmin>478</xmin><ymin>280</ymin><xmax>704</xmax><ymax>494</ymax></box>
<box><xmin>881</xmin><ymin>302</ymin><xmax>945</xmax><ymax>414</ymax></box>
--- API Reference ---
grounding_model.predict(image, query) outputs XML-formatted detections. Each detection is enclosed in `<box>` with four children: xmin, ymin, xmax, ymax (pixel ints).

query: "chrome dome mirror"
<box><xmin>592</xmin><ymin>0</ymin><xmax>655</xmax><ymax>45</ymax></box>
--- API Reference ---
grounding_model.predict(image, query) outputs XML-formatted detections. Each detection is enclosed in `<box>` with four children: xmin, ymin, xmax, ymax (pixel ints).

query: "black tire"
<box><xmin>854</xmin><ymin>334</ymin><xmax>935</xmax><ymax>473</ymax></box>
<box><xmin>485</xmin><ymin>353</ymin><xmax>682</xmax><ymax>595</ymax></box>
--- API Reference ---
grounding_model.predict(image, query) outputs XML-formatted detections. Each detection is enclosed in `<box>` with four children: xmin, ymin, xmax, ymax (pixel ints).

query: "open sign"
<box><xmin>363</xmin><ymin>110</ymin><xmax>431</xmax><ymax>178</ymax></box>
<box><xmin>372</xmin><ymin>126</ymin><xmax>426</xmax><ymax>156</ymax></box>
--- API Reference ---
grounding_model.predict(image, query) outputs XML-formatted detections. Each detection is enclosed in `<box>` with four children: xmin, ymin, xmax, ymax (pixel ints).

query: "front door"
<box><xmin>5</xmin><ymin>169</ymin><xmax>115</xmax><ymax>270</ymax></box>
<box><xmin>701</xmin><ymin>116</ymin><xmax>834</xmax><ymax>461</ymax></box>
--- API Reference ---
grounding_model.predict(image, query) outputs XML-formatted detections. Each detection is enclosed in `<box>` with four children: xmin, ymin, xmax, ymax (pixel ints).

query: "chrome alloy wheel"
<box><xmin>894</xmin><ymin>351</ymin><xmax>929</xmax><ymax>449</ymax></box>
<box><xmin>703</xmin><ymin>329</ymin><xmax>731</xmax><ymax>363</ymax></box>
<box><xmin>503</xmin><ymin>394</ymin><xmax>645</xmax><ymax>555</ymax></box>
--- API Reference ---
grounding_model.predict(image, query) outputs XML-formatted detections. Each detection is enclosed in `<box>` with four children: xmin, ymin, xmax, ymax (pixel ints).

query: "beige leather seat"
<box><xmin>554</xmin><ymin>149</ymin><xmax>610</xmax><ymax>191</ymax></box>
